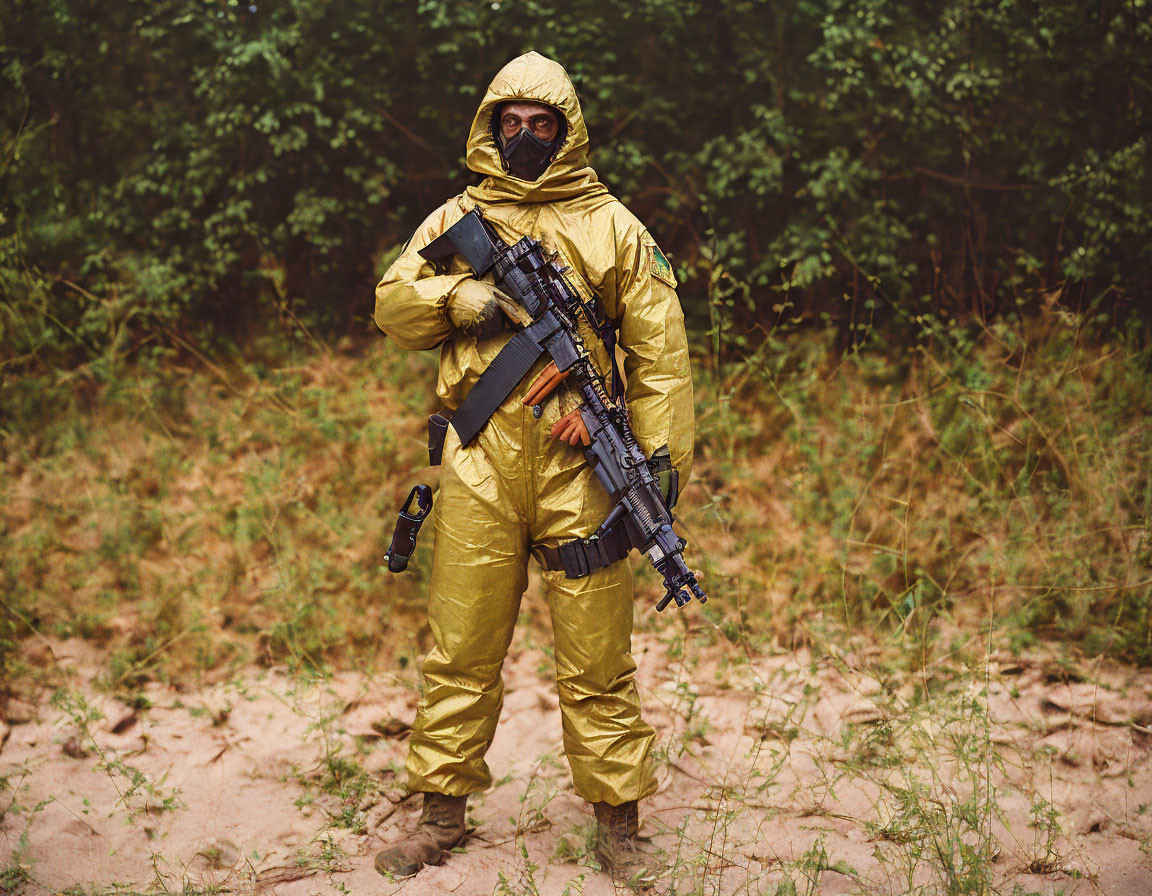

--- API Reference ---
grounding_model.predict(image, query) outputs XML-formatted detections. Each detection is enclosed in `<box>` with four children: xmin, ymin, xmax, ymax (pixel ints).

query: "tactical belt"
<box><xmin>535</xmin><ymin>522</ymin><xmax>632</xmax><ymax>578</ymax></box>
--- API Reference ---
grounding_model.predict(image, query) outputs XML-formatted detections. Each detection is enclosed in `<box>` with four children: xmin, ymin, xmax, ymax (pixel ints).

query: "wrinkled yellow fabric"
<box><xmin>374</xmin><ymin>51</ymin><xmax>694</xmax><ymax>805</ymax></box>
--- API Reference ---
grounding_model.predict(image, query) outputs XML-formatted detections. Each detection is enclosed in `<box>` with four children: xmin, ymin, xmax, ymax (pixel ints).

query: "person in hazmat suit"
<box><xmin>372</xmin><ymin>51</ymin><xmax>694</xmax><ymax>887</ymax></box>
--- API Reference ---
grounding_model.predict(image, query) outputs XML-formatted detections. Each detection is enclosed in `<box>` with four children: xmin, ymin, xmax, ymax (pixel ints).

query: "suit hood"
<box><xmin>465</xmin><ymin>51</ymin><xmax>610</xmax><ymax>206</ymax></box>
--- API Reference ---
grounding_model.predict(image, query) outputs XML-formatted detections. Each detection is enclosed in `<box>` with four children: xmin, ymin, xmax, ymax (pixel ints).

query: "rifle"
<box><xmin>395</xmin><ymin>208</ymin><xmax>706</xmax><ymax>612</ymax></box>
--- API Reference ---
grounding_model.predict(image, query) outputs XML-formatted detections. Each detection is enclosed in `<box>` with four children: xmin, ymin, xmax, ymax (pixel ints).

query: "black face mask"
<box><xmin>499</xmin><ymin>127</ymin><xmax>560</xmax><ymax>181</ymax></box>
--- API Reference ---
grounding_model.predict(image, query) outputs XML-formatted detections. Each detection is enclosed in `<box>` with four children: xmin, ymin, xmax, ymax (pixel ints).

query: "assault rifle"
<box><xmin>402</xmin><ymin>208</ymin><xmax>706</xmax><ymax>612</ymax></box>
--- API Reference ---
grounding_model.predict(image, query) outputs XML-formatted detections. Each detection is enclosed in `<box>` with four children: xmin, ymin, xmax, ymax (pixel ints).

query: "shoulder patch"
<box><xmin>648</xmin><ymin>242</ymin><xmax>677</xmax><ymax>288</ymax></box>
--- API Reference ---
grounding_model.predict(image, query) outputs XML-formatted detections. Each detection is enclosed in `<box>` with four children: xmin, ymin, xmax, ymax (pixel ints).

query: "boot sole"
<box><xmin>374</xmin><ymin>848</ymin><xmax>449</xmax><ymax>879</ymax></box>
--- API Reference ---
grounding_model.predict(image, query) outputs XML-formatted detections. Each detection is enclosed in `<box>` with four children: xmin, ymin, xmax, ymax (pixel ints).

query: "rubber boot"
<box><xmin>593</xmin><ymin>800</ymin><xmax>665</xmax><ymax>889</ymax></box>
<box><xmin>374</xmin><ymin>792</ymin><xmax>467</xmax><ymax>878</ymax></box>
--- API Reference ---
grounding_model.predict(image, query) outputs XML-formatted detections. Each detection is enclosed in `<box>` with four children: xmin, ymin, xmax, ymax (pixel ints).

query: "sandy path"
<box><xmin>3</xmin><ymin>629</ymin><xmax>1152</xmax><ymax>895</ymax></box>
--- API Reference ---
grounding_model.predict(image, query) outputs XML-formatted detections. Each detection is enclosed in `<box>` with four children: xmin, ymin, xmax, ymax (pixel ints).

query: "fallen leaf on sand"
<box><xmin>255</xmin><ymin>866</ymin><xmax>318</xmax><ymax>892</ymax></box>
<box><xmin>371</xmin><ymin>717</ymin><xmax>412</xmax><ymax>739</ymax></box>
<box><xmin>844</xmin><ymin>699</ymin><xmax>884</xmax><ymax>724</ymax></box>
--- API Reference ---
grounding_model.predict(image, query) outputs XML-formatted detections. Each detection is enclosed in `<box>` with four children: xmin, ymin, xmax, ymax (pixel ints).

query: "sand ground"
<box><xmin>3</xmin><ymin>623</ymin><xmax>1152</xmax><ymax>896</ymax></box>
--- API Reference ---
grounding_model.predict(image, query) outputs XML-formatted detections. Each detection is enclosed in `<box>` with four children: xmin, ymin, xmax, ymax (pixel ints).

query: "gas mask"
<box><xmin>494</xmin><ymin>106</ymin><xmax>565</xmax><ymax>181</ymax></box>
<box><xmin>499</xmin><ymin>128</ymin><xmax>560</xmax><ymax>181</ymax></box>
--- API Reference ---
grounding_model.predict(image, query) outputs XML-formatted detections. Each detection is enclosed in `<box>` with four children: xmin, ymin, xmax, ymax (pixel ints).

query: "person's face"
<box><xmin>499</xmin><ymin>101</ymin><xmax>560</xmax><ymax>144</ymax></box>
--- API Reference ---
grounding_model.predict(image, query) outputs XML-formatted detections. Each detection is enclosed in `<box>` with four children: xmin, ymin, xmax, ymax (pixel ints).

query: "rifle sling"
<box><xmin>579</xmin><ymin>294</ymin><xmax>625</xmax><ymax>403</ymax></box>
<box><xmin>450</xmin><ymin>311</ymin><xmax>562</xmax><ymax>446</ymax></box>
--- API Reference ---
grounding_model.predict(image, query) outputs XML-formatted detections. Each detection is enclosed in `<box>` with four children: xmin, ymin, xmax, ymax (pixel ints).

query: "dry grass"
<box><xmin>0</xmin><ymin>338</ymin><xmax>443</xmax><ymax>691</ymax></box>
<box><xmin>675</xmin><ymin>310</ymin><xmax>1152</xmax><ymax>665</ymax></box>
<box><xmin>2</xmin><ymin>310</ymin><xmax>1150</xmax><ymax>700</ymax></box>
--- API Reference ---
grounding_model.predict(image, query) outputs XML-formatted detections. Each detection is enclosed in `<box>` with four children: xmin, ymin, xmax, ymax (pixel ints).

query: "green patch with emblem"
<box><xmin>649</xmin><ymin>243</ymin><xmax>677</xmax><ymax>288</ymax></box>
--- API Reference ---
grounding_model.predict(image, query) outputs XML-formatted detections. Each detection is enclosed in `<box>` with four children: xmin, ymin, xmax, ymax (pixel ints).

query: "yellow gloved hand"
<box><xmin>448</xmin><ymin>279</ymin><xmax>531</xmax><ymax>340</ymax></box>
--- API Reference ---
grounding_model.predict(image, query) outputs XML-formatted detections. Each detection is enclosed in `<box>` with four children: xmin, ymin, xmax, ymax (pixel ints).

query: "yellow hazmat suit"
<box><xmin>375</xmin><ymin>51</ymin><xmax>694</xmax><ymax>806</ymax></box>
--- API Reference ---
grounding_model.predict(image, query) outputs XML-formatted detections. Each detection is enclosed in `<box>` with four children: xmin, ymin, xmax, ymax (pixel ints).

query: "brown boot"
<box><xmin>374</xmin><ymin>792</ymin><xmax>468</xmax><ymax>878</ymax></box>
<box><xmin>593</xmin><ymin>800</ymin><xmax>665</xmax><ymax>889</ymax></box>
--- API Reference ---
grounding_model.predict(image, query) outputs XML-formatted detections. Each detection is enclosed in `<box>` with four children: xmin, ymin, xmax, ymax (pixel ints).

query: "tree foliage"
<box><xmin>2</xmin><ymin>0</ymin><xmax>1149</xmax><ymax>368</ymax></box>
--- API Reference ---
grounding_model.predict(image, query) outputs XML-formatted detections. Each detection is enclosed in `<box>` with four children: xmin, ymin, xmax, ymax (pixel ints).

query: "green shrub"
<box><xmin>2</xmin><ymin>1</ymin><xmax>1148</xmax><ymax>370</ymax></box>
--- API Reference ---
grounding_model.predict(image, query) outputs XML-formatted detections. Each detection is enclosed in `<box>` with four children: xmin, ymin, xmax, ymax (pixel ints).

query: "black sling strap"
<box><xmin>449</xmin><ymin>311</ymin><xmax>564</xmax><ymax>447</ymax></box>
<box><xmin>579</xmin><ymin>294</ymin><xmax>625</xmax><ymax>403</ymax></box>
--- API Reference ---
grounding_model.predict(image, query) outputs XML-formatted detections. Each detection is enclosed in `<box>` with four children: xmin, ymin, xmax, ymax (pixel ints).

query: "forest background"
<box><xmin>3</xmin><ymin>0</ymin><xmax>1150</xmax><ymax>663</ymax></box>
<box><xmin>2</xmin><ymin>2</ymin><xmax>1152</xmax><ymax>892</ymax></box>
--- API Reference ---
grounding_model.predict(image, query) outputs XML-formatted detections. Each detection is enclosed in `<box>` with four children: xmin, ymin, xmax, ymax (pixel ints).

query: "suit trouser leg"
<box><xmin>405</xmin><ymin>427</ymin><xmax>529</xmax><ymax>797</ymax></box>
<box><xmin>541</xmin><ymin>561</ymin><xmax>657</xmax><ymax>805</ymax></box>
<box><xmin>530</xmin><ymin>415</ymin><xmax>657</xmax><ymax>806</ymax></box>
<box><xmin>405</xmin><ymin>393</ymin><xmax>657</xmax><ymax>804</ymax></box>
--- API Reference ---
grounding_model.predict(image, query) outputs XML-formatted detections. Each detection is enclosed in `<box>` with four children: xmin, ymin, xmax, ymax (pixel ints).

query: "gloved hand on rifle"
<box><xmin>451</xmin><ymin>280</ymin><xmax>588</xmax><ymax>446</ymax></box>
<box><xmin>448</xmin><ymin>278</ymin><xmax>532</xmax><ymax>340</ymax></box>
<box><xmin>450</xmin><ymin>278</ymin><xmax>588</xmax><ymax>447</ymax></box>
